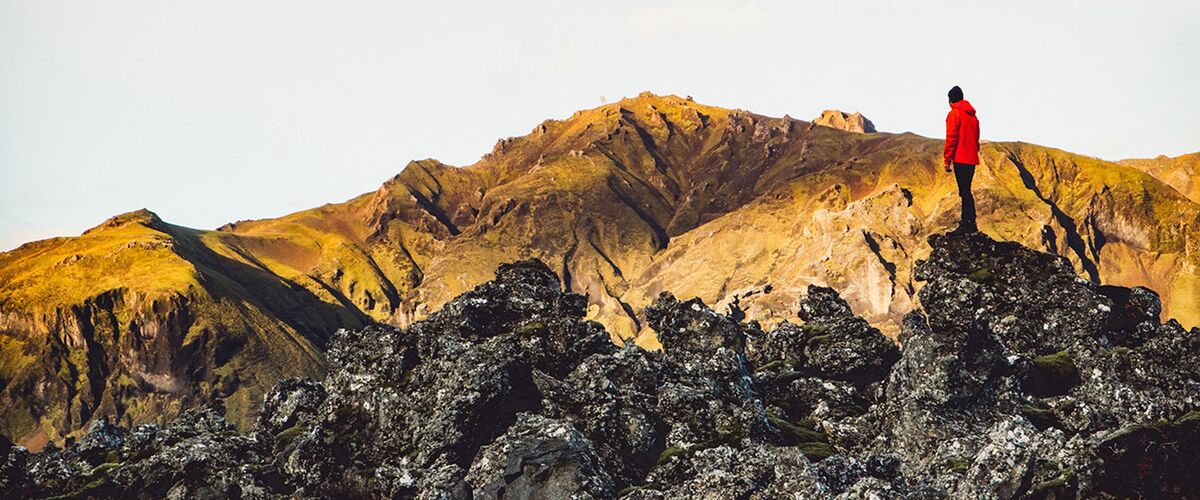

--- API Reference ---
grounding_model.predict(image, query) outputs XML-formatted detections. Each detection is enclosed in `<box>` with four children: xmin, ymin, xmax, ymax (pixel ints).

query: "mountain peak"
<box><xmin>813</xmin><ymin>109</ymin><xmax>876</xmax><ymax>133</ymax></box>
<box><xmin>83</xmin><ymin>209</ymin><xmax>166</xmax><ymax>235</ymax></box>
<box><xmin>622</xmin><ymin>90</ymin><xmax>701</xmax><ymax>104</ymax></box>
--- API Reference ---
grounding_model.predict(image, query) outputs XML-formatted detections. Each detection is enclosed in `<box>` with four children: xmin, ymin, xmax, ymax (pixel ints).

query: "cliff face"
<box><xmin>2</xmin><ymin>92</ymin><xmax>1199</xmax><ymax>446</ymax></box>
<box><xmin>4</xmin><ymin>233</ymin><xmax>1198</xmax><ymax>498</ymax></box>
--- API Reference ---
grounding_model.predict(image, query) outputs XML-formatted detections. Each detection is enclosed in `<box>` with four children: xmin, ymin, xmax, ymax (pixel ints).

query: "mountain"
<box><xmin>2</xmin><ymin>92</ymin><xmax>1199</xmax><ymax>448</ymax></box>
<box><xmin>1120</xmin><ymin>152</ymin><xmax>1200</xmax><ymax>204</ymax></box>
<box><xmin>0</xmin><ymin>210</ymin><xmax>347</xmax><ymax>451</ymax></box>
<box><xmin>4</xmin><ymin>232</ymin><xmax>1199</xmax><ymax>498</ymax></box>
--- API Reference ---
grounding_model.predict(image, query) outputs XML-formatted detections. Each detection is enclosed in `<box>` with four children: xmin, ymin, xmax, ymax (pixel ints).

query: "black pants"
<box><xmin>953</xmin><ymin>163</ymin><xmax>977</xmax><ymax>231</ymax></box>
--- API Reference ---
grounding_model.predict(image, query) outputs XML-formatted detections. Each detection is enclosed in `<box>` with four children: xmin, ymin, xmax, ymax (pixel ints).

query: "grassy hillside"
<box><xmin>0</xmin><ymin>210</ymin><xmax>346</xmax><ymax>448</ymax></box>
<box><xmin>1120</xmin><ymin>152</ymin><xmax>1200</xmax><ymax>204</ymax></box>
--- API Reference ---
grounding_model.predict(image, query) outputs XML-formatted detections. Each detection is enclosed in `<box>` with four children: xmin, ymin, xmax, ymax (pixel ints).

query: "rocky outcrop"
<box><xmin>4</xmin><ymin>232</ymin><xmax>1198</xmax><ymax>498</ymax></box>
<box><xmin>813</xmin><ymin>109</ymin><xmax>876</xmax><ymax>133</ymax></box>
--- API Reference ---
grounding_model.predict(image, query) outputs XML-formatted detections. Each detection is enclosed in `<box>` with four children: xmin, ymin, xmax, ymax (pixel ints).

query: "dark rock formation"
<box><xmin>3</xmin><ymin>233</ymin><xmax>1199</xmax><ymax>498</ymax></box>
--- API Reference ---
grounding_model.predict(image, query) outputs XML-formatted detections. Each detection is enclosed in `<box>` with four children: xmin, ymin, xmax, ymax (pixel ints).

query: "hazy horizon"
<box><xmin>2</xmin><ymin>0</ymin><xmax>1197</xmax><ymax>251</ymax></box>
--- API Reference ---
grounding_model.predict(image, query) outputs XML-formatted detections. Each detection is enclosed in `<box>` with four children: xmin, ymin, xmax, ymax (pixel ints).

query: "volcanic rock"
<box><xmin>3</xmin><ymin>231</ymin><xmax>1199</xmax><ymax>498</ymax></box>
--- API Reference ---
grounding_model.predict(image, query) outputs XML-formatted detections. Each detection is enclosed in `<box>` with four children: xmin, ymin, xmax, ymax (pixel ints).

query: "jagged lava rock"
<box><xmin>3</xmin><ymin>232</ymin><xmax>1199</xmax><ymax>498</ymax></box>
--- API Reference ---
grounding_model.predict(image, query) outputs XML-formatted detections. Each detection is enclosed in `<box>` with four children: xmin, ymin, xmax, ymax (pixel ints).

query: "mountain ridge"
<box><xmin>1119</xmin><ymin>151</ymin><xmax>1200</xmax><ymax>204</ymax></box>
<box><xmin>1</xmin><ymin>92</ymin><xmax>1198</xmax><ymax>448</ymax></box>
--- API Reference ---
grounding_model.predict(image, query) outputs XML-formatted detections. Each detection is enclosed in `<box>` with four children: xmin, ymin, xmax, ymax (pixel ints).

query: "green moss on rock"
<box><xmin>944</xmin><ymin>456</ymin><xmax>972</xmax><ymax>475</ymax></box>
<box><xmin>1023</xmin><ymin>350</ymin><xmax>1080</xmax><ymax>396</ymax></box>
<box><xmin>798</xmin><ymin>441</ymin><xmax>833</xmax><ymax>462</ymax></box>
<box><xmin>1028</xmin><ymin>467</ymin><xmax>1076</xmax><ymax>497</ymax></box>
<box><xmin>767</xmin><ymin>414</ymin><xmax>827</xmax><ymax>445</ymax></box>
<box><xmin>1020</xmin><ymin>401</ymin><xmax>1065</xmax><ymax>431</ymax></box>
<box><xmin>655</xmin><ymin>446</ymin><xmax>686</xmax><ymax>466</ymax></box>
<box><xmin>514</xmin><ymin>321</ymin><xmax>547</xmax><ymax>337</ymax></box>
<box><xmin>968</xmin><ymin>269</ymin><xmax>994</xmax><ymax>283</ymax></box>
<box><xmin>273</xmin><ymin>425</ymin><xmax>305</xmax><ymax>447</ymax></box>
<box><xmin>802</xmin><ymin>323</ymin><xmax>831</xmax><ymax>336</ymax></box>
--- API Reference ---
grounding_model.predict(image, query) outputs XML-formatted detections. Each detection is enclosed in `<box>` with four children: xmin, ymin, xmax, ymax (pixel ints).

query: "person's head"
<box><xmin>948</xmin><ymin>85</ymin><xmax>964</xmax><ymax>104</ymax></box>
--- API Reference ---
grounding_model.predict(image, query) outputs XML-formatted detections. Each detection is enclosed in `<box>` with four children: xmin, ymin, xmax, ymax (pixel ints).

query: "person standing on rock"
<box><xmin>944</xmin><ymin>85</ymin><xmax>980</xmax><ymax>233</ymax></box>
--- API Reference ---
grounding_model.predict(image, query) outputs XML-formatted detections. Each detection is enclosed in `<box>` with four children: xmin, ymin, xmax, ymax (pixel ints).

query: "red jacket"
<box><xmin>944</xmin><ymin>100</ymin><xmax>980</xmax><ymax>165</ymax></box>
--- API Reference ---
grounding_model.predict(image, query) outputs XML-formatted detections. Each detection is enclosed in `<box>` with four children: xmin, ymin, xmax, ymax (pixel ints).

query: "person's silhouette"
<box><xmin>944</xmin><ymin>85</ymin><xmax>980</xmax><ymax>233</ymax></box>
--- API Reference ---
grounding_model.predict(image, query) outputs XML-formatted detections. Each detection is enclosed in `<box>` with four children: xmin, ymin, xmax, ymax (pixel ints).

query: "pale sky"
<box><xmin>2</xmin><ymin>0</ymin><xmax>1197</xmax><ymax>251</ymax></box>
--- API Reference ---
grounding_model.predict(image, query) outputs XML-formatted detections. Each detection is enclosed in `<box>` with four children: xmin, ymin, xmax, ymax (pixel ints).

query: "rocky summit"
<box><xmin>3</xmin><ymin>231</ymin><xmax>1197</xmax><ymax>499</ymax></box>
<box><xmin>812</xmin><ymin>110</ymin><xmax>876</xmax><ymax>133</ymax></box>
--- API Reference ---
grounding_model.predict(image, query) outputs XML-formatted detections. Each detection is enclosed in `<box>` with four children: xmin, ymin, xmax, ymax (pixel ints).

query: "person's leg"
<box><xmin>953</xmin><ymin>163</ymin><xmax>977</xmax><ymax>232</ymax></box>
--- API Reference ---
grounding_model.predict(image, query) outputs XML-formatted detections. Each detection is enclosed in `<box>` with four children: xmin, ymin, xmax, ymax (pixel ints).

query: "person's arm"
<box><xmin>974</xmin><ymin>116</ymin><xmax>980</xmax><ymax>148</ymax></box>
<box><xmin>944</xmin><ymin>110</ymin><xmax>959</xmax><ymax>171</ymax></box>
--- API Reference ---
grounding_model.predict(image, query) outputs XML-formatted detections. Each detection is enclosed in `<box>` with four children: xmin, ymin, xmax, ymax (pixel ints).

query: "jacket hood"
<box><xmin>952</xmin><ymin>100</ymin><xmax>976</xmax><ymax>116</ymax></box>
